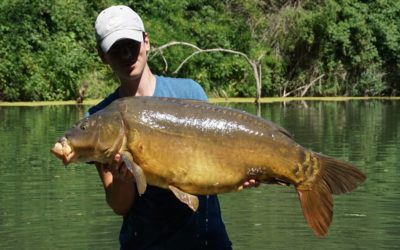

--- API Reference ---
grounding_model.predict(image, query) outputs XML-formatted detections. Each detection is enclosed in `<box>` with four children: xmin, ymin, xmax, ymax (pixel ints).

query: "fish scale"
<box><xmin>51</xmin><ymin>96</ymin><xmax>366</xmax><ymax>237</ymax></box>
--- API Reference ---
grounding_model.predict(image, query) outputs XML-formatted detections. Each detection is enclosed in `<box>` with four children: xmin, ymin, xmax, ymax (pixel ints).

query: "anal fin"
<box><xmin>120</xmin><ymin>151</ymin><xmax>147</xmax><ymax>196</ymax></box>
<box><xmin>297</xmin><ymin>185</ymin><xmax>333</xmax><ymax>237</ymax></box>
<box><xmin>169</xmin><ymin>185</ymin><xmax>199</xmax><ymax>212</ymax></box>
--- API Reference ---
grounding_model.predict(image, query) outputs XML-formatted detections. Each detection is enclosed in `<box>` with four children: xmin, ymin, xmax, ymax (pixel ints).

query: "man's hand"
<box><xmin>95</xmin><ymin>154</ymin><xmax>136</xmax><ymax>216</ymax></box>
<box><xmin>243</xmin><ymin>179</ymin><xmax>260</xmax><ymax>188</ymax></box>
<box><xmin>105</xmin><ymin>153</ymin><xmax>136</xmax><ymax>183</ymax></box>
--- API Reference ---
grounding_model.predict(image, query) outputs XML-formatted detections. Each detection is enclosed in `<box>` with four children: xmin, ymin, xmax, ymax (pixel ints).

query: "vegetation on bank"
<box><xmin>2</xmin><ymin>97</ymin><xmax>400</xmax><ymax>107</ymax></box>
<box><xmin>0</xmin><ymin>0</ymin><xmax>399</xmax><ymax>102</ymax></box>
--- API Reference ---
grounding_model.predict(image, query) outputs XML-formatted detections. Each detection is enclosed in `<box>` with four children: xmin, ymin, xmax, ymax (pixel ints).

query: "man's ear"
<box><xmin>144</xmin><ymin>32</ymin><xmax>150</xmax><ymax>51</ymax></box>
<box><xmin>97</xmin><ymin>46</ymin><xmax>108</xmax><ymax>64</ymax></box>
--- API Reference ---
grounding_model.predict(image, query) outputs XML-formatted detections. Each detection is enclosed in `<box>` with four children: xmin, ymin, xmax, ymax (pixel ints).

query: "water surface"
<box><xmin>0</xmin><ymin>100</ymin><xmax>398</xmax><ymax>249</ymax></box>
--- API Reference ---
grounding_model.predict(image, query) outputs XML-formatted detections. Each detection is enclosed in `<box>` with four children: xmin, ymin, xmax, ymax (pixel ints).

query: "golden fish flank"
<box><xmin>51</xmin><ymin>96</ymin><xmax>366</xmax><ymax>238</ymax></box>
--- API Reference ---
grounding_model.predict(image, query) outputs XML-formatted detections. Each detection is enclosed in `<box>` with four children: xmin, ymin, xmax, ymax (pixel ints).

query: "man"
<box><xmin>89</xmin><ymin>5</ymin><xmax>258</xmax><ymax>249</ymax></box>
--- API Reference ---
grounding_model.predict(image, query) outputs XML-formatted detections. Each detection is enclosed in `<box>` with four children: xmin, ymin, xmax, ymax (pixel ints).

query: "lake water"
<box><xmin>0</xmin><ymin>100</ymin><xmax>399</xmax><ymax>249</ymax></box>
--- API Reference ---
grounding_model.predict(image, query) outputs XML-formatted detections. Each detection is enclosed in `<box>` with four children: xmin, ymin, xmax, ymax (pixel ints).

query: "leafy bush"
<box><xmin>0</xmin><ymin>0</ymin><xmax>399</xmax><ymax>101</ymax></box>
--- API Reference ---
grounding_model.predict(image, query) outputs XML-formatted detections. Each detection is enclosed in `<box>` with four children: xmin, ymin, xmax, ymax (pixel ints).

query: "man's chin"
<box><xmin>128</xmin><ymin>70</ymin><xmax>143</xmax><ymax>79</ymax></box>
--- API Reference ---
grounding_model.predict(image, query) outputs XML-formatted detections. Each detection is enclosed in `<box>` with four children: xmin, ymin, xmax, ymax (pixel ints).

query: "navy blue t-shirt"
<box><xmin>88</xmin><ymin>76</ymin><xmax>232</xmax><ymax>250</ymax></box>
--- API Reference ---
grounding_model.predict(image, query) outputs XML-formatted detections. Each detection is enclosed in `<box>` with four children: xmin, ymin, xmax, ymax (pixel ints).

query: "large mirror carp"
<box><xmin>51</xmin><ymin>96</ymin><xmax>366</xmax><ymax>237</ymax></box>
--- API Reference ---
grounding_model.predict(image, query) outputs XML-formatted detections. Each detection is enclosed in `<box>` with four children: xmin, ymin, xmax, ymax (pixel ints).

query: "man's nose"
<box><xmin>121</xmin><ymin>46</ymin><xmax>139</xmax><ymax>61</ymax></box>
<box><xmin>120</xmin><ymin>47</ymin><xmax>133</xmax><ymax>60</ymax></box>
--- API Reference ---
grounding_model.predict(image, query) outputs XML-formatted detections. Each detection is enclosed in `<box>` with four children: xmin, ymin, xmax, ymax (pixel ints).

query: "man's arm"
<box><xmin>95</xmin><ymin>155</ymin><xmax>137</xmax><ymax>216</ymax></box>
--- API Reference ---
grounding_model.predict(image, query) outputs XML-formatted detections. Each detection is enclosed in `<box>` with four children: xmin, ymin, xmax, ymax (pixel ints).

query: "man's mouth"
<box><xmin>121</xmin><ymin>60</ymin><xmax>137</xmax><ymax>68</ymax></box>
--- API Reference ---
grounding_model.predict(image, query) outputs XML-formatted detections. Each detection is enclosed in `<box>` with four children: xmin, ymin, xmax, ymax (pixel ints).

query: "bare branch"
<box><xmin>173</xmin><ymin>48</ymin><xmax>252</xmax><ymax>74</ymax></box>
<box><xmin>283</xmin><ymin>74</ymin><xmax>325</xmax><ymax>97</ymax></box>
<box><xmin>149</xmin><ymin>40</ymin><xmax>266</xmax><ymax>103</ymax></box>
<box><xmin>301</xmin><ymin>74</ymin><xmax>324</xmax><ymax>96</ymax></box>
<box><xmin>152</xmin><ymin>49</ymin><xmax>168</xmax><ymax>73</ymax></box>
<box><xmin>150</xmin><ymin>41</ymin><xmax>202</xmax><ymax>56</ymax></box>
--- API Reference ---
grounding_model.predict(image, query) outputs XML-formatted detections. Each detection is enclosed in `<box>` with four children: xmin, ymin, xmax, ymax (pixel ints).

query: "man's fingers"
<box><xmin>109</xmin><ymin>153</ymin><xmax>122</xmax><ymax>176</ymax></box>
<box><xmin>123</xmin><ymin>169</ymin><xmax>136</xmax><ymax>182</ymax></box>
<box><xmin>108</xmin><ymin>153</ymin><xmax>136</xmax><ymax>182</ymax></box>
<box><xmin>120</xmin><ymin>165</ymin><xmax>128</xmax><ymax>177</ymax></box>
<box><xmin>249</xmin><ymin>179</ymin><xmax>260</xmax><ymax>187</ymax></box>
<box><xmin>113</xmin><ymin>153</ymin><xmax>121</xmax><ymax>163</ymax></box>
<box><xmin>243</xmin><ymin>179</ymin><xmax>260</xmax><ymax>188</ymax></box>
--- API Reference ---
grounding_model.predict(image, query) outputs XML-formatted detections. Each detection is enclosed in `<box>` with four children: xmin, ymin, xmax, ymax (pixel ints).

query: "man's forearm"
<box><xmin>96</xmin><ymin>163</ymin><xmax>136</xmax><ymax>216</ymax></box>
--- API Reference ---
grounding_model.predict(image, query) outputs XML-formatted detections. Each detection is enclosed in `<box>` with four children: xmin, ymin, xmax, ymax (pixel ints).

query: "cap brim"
<box><xmin>100</xmin><ymin>29</ymin><xmax>143</xmax><ymax>52</ymax></box>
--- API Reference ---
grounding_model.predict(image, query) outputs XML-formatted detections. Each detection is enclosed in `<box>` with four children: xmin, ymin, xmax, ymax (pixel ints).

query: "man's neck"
<box><xmin>118</xmin><ymin>65</ymin><xmax>156</xmax><ymax>97</ymax></box>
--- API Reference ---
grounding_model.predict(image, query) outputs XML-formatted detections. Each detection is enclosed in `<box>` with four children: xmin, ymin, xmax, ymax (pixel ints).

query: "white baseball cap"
<box><xmin>95</xmin><ymin>5</ymin><xmax>145</xmax><ymax>52</ymax></box>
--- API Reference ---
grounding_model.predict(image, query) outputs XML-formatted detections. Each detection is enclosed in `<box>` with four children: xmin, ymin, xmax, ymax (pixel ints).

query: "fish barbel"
<box><xmin>51</xmin><ymin>96</ymin><xmax>366</xmax><ymax>237</ymax></box>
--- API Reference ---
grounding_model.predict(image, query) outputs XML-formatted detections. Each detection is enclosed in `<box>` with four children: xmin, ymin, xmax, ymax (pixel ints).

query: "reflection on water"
<box><xmin>0</xmin><ymin>105</ymin><xmax>120</xmax><ymax>249</ymax></box>
<box><xmin>0</xmin><ymin>100</ymin><xmax>399</xmax><ymax>249</ymax></box>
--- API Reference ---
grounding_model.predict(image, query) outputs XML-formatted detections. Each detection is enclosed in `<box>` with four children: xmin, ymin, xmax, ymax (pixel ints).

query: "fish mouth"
<box><xmin>50</xmin><ymin>137</ymin><xmax>75</xmax><ymax>165</ymax></box>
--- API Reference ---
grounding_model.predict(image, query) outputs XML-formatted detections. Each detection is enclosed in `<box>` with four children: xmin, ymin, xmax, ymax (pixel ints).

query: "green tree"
<box><xmin>0</xmin><ymin>0</ymin><xmax>399</xmax><ymax>101</ymax></box>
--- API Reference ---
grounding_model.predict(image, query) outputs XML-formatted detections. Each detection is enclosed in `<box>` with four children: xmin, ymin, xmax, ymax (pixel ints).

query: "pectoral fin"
<box><xmin>168</xmin><ymin>185</ymin><xmax>199</xmax><ymax>212</ymax></box>
<box><xmin>120</xmin><ymin>152</ymin><xmax>147</xmax><ymax>196</ymax></box>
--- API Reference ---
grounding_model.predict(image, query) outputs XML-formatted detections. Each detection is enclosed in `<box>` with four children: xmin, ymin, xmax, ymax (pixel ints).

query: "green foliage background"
<box><xmin>0</xmin><ymin>0</ymin><xmax>399</xmax><ymax>101</ymax></box>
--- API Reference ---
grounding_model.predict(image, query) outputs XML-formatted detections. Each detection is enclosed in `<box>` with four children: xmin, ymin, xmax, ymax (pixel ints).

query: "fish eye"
<box><xmin>78</xmin><ymin>119</ymin><xmax>89</xmax><ymax>130</ymax></box>
<box><xmin>80</xmin><ymin>123</ymin><xmax>87</xmax><ymax>130</ymax></box>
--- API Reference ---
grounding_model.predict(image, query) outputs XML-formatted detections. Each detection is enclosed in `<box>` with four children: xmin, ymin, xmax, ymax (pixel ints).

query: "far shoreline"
<box><xmin>1</xmin><ymin>96</ymin><xmax>400</xmax><ymax>106</ymax></box>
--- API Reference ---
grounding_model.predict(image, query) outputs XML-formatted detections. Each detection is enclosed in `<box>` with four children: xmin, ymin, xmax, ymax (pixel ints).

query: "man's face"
<box><xmin>103</xmin><ymin>35</ymin><xmax>149</xmax><ymax>80</ymax></box>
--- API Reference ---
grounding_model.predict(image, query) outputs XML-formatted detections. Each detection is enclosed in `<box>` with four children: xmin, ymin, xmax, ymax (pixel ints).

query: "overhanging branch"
<box><xmin>149</xmin><ymin>41</ymin><xmax>265</xmax><ymax>103</ymax></box>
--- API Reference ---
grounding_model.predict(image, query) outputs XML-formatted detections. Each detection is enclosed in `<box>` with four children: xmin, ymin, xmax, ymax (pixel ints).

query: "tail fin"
<box><xmin>296</xmin><ymin>153</ymin><xmax>366</xmax><ymax>237</ymax></box>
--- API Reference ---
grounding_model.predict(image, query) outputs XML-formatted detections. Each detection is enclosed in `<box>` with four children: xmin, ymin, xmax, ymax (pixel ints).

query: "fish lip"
<box><xmin>51</xmin><ymin>138</ymin><xmax>75</xmax><ymax>165</ymax></box>
<box><xmin>62</xmin><ymin>151</ymin><xmax>76</xmax><ymax>165</ymax></box>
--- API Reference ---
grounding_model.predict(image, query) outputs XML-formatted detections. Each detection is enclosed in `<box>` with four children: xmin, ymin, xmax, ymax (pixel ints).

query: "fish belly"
<box><xmin>128</xmin><ymin>126</ymin><xmax>303</xmax><ymax>195</ymax></box>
